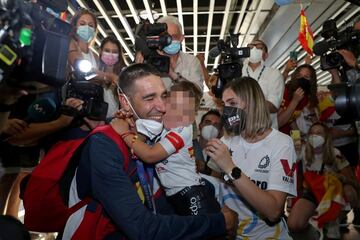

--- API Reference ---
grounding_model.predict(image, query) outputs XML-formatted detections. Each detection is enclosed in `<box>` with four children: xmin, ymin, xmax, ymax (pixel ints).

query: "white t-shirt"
<box><xmin>175</xmin><ymin>52</ymin><xmax>205</xmax><ymax>92</ymax></box>
<box><xmin>103</xmin><ymin>88</ymin><xmax>119</xmax><ymax>118</ymax></box>
<box><xmin>242</xmin><ymin>61</ymin><xmax>284</xmax><ymax>130</ymax></box>
<box><xmin>160</xmin><ymin>51</ymin><xmax>205</xmax><ymax>91</ymax></box>
<box><xmin>219</xmin><ymin>129</ymin><xmax>296</xmax><ymax>239</ymax></box>
<box><xmin>156</xmin><ymin>125</ymin><xmax>202</xmax><ymax>196</ymax></box>
<box><xmin>81</xmin><ymin>51</ymin><xmax>98</xmax><ymax>71</ymax></box>
<box><xmin>301</xmin><ymin>147</ymin><xmax>349</xmax><ymax>173</ymax></box>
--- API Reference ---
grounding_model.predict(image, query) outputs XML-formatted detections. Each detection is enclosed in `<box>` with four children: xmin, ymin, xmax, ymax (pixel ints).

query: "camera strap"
<box><xmin>246</xmin><ymin>65</ymin><xmax>266</xmax><ymax>82</ymax></box>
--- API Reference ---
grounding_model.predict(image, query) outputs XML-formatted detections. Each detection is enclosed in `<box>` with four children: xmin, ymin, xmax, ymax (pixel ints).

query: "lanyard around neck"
<box><xmin>246</xmin><ymin>65</ymin><xmax>266</xmax><ymax>82</ymax></box>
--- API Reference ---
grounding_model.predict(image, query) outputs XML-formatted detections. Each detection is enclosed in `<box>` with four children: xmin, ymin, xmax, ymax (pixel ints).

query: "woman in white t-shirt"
<box><xmin>287</xmin><ymin>122</ymin><xmax>359</xmax><ymax>235</ymax></box>
<box><xmin>206</xmin><ymin>77</ymin><xmax>297</xmax><ymax>239</ymax></box>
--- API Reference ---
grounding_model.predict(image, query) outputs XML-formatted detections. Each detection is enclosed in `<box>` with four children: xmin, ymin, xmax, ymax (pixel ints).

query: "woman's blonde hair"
<box><xmin>304</xmin><ymin>122</ymin><xmax>335</xmax><ymax>167</ymax></box>
<box><xmin>223</xmin><ymin>77</ymin><xmax>271</xmax><ymax>138</ymax></box>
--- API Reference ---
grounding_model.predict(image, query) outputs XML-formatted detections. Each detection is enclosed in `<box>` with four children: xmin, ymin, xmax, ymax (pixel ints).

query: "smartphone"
<box><xmin>290</xmin><ymin>51</ymin><xmax>298</xmax><ymax>61</ymax></box>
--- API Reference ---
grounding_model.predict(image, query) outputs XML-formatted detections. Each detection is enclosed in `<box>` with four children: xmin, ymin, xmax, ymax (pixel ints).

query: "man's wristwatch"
<box><xmin>223</xmin><ymin>166</ymin><xmax>242</xmax><ymax>182</ymax></box>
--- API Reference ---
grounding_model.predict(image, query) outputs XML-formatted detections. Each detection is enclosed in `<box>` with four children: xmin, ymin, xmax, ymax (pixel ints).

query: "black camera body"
<box><xmin>212</xmin><ymin>35</ymin><xmax>250</xmax><ymax>98</ymax></box>
<box><xmin>62</xmin><ymin>80</ymin><xmax>108</xmax><ymax>121</ymax></box>
<box><xmin>135</xmin><ymin>22</ymin><xmax>172</xmax><ymax>73</ymax></box>
<box><xmin>316</xmin><ymin>19</ymin><xmax>360</xmax><ymax>120</ymax></box>
<box><xmin>319</xmin><ymin>52</ymin><xmax>344</xmax><ymax>70</ymax></box>
<box><xmin>314</xmin><ymin>19</ymin><xmax>360</xmax><ymax>70</ymax></box>
<box><xmin>328</xmin><ymin>83</ymin><xmax>360</xmax><ymax>121</ymax></box>
<box><xmin>0</xmin><ymin>0</ymin><xmax>70</xmax><ymax>90</ymax></box>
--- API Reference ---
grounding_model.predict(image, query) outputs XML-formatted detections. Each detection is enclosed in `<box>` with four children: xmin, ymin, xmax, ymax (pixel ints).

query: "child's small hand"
<box><xmin>113</xmin><ymin>109</ymin><xmax>133</xmax><ymax>119</ymax></box>
<box><xmin>111</xmin><ymin>118</ymin><xmax>131</xmax><ymax>135</ymax></box>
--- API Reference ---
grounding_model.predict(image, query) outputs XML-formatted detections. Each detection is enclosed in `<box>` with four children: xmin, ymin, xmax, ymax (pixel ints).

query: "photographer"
<box><xmin>68</xmin><ymin>9</ymin><xmax>98</xmax><ymax>71</ymax></box>
<box><xmin>0</xmin><ymin>86</ymin><xmax>28</xmax><ymax>134</ymax></box>
<box><xmin>136</xmin><ymin>16</ymin><xmax>205</xmax><ymax>92</ymax></box>
<box><xmin>0</xmin><ymin>96</ymin><xmax>82</xmax><ymax>217</ymax></box>
<box><xmin>328</xmin><ymin>17</ymin><xmax>360</xmax><ymax>84</ymax></box>
<box><xmin>242</xmin><ymin>39</ymin><xmax>284</xmax><ymax>129</ymax></box>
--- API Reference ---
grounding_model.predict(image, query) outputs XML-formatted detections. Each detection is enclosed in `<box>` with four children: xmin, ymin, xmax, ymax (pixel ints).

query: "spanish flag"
<box><xmin>298</xmin><ymin>9</ymin><xmax>314</xmax><ymax>56</ymax></box>
<box><xmin>303</xmin><ymin>171</ymin><xmax>345</xmax><ymax>228</ymax></box>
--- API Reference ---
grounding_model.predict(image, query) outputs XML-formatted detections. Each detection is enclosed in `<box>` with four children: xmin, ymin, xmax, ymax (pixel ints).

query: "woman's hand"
<box><xmin>291</xmin><ymin>87</ymin><xmax>305</xmax><ymax>104</ymax></box>
<box><xmin>94</xmin><ymin>71</ymin><xmax>113</xmax><ymax>87</ymax></box>
<box><xmin>206</xmin><ymin>138</ymin><xmax>236</xmax><ymax>174</ymax></box>
<box><xmin>284</xmin><ymin>59</ymin><xmax>297</xmax><ymax>73</ymax></box>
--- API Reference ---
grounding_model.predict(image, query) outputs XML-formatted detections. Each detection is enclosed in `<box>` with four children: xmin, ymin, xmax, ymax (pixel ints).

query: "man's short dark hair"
<box><xmin>200</xmin><ymin>109</ymin><xmax>221</xmax><ymax>124</ymax></box>
<box><xmin>118</xmin><ymin>63</ymin><xmax>161</xmax><ymax>95</ymax></box>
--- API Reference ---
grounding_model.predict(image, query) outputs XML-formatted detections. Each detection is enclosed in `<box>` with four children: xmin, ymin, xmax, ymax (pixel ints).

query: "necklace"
<box><xmin>241</xmin><ymin>138</ymin><xmax>252</xmax><ymax>159</ymax></box>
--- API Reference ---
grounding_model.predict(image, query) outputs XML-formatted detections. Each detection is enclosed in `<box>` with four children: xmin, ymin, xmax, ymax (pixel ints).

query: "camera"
<box><xmin>0</xmin><ymin>0</ymin><xmax>70</xmax><ymax>90</ymax></box>
<box><xmin>60</xmin><ymin>58</ymin><xmax>108</xmax><ymax>122</ymax></box>
<box><xmin>134</xmin><ymin>21</ymin><xmax>172</xmax><ymax>73</ymax></box>
<box><xmin>313</xmin><ymin>19</ymin><xmax>360</xmax><ymax>70</ymax></box>
<box><xmin>210</xmin><ymin>33</ymin><xmax>250</xmax><ymax>98</ymax></box>
<box><xmin>328</xmin><ymin>83</ymin><xmax>360</xmax><ymax>121</ymax></box>
<box><xmin>314</xmin><ymin>19</ymin><xmax>360</xmax><ymax>120</ymax></box>
<box><xmin>62</xmin><ymin>80</ymin><xmax>108</xmax><ymax>121</ymax></box>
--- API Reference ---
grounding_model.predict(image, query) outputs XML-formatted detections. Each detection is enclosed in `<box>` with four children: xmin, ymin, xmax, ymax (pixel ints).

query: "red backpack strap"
<box><xmin>90</xmin><ymin>125</ymin><xmax>130</xmax><ymax>172</ymax></box>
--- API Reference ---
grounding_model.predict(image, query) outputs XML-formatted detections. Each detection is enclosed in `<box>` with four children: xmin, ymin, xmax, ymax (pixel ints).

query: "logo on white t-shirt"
<box><xmin>258</xmin><ymin>155</ymin><xmax>270</xmax><ymax>169</ymax></box>
<box><xmin>280</xmin><ymin>159</ymin><xmax>296</xmax><ymax>184</ymax></box>
<box><xmin>255</xmin><ymin>155</ymin><xmax>270</xmax><ymax>173</ymax></box>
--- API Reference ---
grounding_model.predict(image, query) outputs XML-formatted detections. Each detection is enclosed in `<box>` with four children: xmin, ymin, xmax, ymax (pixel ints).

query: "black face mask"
<box><xmin>298</xmin><ymin>77</ymin><xmax>311</xmax><ymax>95</ymax></box>
<box><xmin>221</xmin><ymin>106</ymin><xmax>246</xmax><ymax>135</ymax></box>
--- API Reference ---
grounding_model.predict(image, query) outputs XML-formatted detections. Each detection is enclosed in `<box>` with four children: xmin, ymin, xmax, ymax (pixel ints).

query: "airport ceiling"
<box><xmin>68</xmin><ymin>0</ymin><xmax>360</xmax><ymax>86</ymax></box>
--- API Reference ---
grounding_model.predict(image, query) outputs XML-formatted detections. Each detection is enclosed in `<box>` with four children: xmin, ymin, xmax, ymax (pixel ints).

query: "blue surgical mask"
<box><xmin>163</xmin><ymin>40</ymin><xmax>181</xmax><ymax>55</ymax></box>
<box><xmin>76</xmin><ymin>25</ymin><xmax>95</xmax><ymax>43</ymax></box>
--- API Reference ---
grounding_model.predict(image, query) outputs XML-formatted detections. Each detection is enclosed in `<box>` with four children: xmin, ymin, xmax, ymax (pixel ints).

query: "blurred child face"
<box><xmin>163</xmin><ymin>91</ymin><xmax>195</xmax><ymax>129</ymax></box>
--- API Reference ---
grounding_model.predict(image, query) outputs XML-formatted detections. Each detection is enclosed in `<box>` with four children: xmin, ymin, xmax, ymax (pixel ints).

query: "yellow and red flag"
<box><xmin>298</xmin><ymin>9</ymin><xmax>314</xmax><ymax>56</ymax></box>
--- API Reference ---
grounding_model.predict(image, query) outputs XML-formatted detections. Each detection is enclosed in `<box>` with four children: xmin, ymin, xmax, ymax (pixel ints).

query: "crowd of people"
<box><xmin>0</xmin><ymin>8</ymin><xmax>359</xmax><ymax>240</ymax></box>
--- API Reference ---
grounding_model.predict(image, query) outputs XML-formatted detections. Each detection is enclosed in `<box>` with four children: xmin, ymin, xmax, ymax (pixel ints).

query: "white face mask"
<box><xmin>117</xmin><ymin>85</ymin><xmax>164</xmax><ymax>140</ymax></box>
<box><xmin>135</xmin><ymin>119</ymin><xmax>163</xmax><ymax>140</ymax></box>
<box><xmin>249</xmin><ymin>48</ymin><xmax>263</xmax><ymax>64</ymax></box>
<box><xmin>201</xmin><ymin>125</ymin><xmax>219</xmax><ymax>140</ymax></box>
<box><xmin>308</xmin><ymin>134</ymin><xmax>325</xmax><ymax>149</ymax></box>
